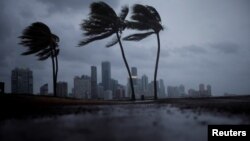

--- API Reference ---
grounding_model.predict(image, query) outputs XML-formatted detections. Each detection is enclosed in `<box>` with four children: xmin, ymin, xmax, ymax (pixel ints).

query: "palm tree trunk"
<box><xmin>116</xmin><ymin>32</ymin><xmax>135</xmax><ymax>100</ymax></box>
<box><xmin>55</xmin><ymin>52</ymin><xmax>58</xmax><ymax>95</ymax></box>
<box><xmin>154</xmin><ymin>33</ymin><xmax>161</xmax><ymax>100</ymax></box>
<box><xmin>50</xmin><ymin>48</ymin><xmax>57</xmax><ymax>97</ymax></box>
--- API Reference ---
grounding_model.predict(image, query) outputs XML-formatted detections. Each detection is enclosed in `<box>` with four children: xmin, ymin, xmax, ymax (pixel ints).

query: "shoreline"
<box><xmin>1</xmin><ymin>94</ymin><xmax>250</xmax><ymax>120</ymax></box>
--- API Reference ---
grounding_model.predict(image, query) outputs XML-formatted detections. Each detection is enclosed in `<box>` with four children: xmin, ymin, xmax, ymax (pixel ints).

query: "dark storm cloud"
<box><xmin>0</xmin><ymin>0</ymin><xmax>250</xmax><ymax>95</ymax></box>
<box><xmin>168</xmin><ymin>45</ymin><xmax>208</xmax><ymax>58</ymax></box>
<box><xmin>209</xmin><ymin>42</ymin><xmax>241</xmax><ymax>54</ymax></box>
<box><xmin>39</xmin><ymin>0</ymin><xmax>119</xmax><ymax>12</ymax></box>
<box><xmin>0</xmin><ymin>0</ymin><xmax>15</xmax><ymax>42</ymax></box>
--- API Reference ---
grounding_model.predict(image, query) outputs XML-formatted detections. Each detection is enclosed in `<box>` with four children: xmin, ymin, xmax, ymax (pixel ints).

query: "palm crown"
<box><xmin>19</xmin><ymin>22</ymin><xmax>59</xmax><ymax>60</ymax></box>
<box><xmin>79</xmin><ymin>2</ymin><xmax>128</xmax><ymax>47</ymax></box>
<box><xmin>123</xmin><ymin>4</ymin><xmax>163</xmax><ymax>41</ymax></box>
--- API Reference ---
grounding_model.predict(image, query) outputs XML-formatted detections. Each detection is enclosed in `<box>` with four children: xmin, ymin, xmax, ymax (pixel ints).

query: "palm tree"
<box><xmin>123</xmin><ymin>4</ymin><xmax>164</xmax><ymax>100</ymax></box>
<box><xmin>78</xmin><ymin>2</ymin><xmax>136</xmax><ymax>100</ymax></box>
<box><xmin>19</xmin><ymin>22</ymin><xmax>60</xmax><ymax>96</ymax></box>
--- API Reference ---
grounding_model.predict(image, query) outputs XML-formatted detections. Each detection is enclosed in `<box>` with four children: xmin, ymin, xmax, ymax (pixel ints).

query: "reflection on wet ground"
<box><xmin>0</xmin><ymin>104</ymin><xmax>248</xmax><ymax>141</ymax></box>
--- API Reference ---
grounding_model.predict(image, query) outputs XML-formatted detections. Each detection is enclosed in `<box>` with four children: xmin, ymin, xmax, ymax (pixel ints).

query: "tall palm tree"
<box><xmin>123</xmin><ymin>4</ymin><xmax>164</xmax><ymax>100</ymax></box>
<box><xmin>78</xmin><ymin>2</ymin><xmax>136</xmax><ymax>100</ymax></box>
<box><xmin>19</xmin><ymin>22</ymin><xmax>60</xmax><ymax>96</ymax></box>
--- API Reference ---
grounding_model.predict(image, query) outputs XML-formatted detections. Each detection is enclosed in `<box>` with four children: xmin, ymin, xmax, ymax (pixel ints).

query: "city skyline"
<box><xmin>0</xmin><ymin>0</ymin><xmax>249</xmax><ymax>96</ymax></box>
<box><xmin>7</xmin><ymin>65</ymin><xmax>215</xmax><ymax>100</ymax></box>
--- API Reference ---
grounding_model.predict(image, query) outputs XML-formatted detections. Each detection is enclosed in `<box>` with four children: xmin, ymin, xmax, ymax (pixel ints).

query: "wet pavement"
<box><xmin>0</xmin><ymin>104</ymin><xmax>248</xmax><ymax>141</ymax></box>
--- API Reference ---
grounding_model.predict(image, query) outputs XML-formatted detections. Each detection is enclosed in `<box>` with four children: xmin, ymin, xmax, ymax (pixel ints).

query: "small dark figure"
<box><xmin>141</xmin><ymin>95</ymin><xmax>145</xmax><ymax>100</ymax></box>
<box><xmin>0</xmin><ymin>82</ymin><xmax>4</xmax><ymax>94</ymax></box>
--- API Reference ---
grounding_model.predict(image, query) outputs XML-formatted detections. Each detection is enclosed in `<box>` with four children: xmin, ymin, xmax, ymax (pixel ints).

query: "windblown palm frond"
<box><xmin>119</xmin><ymin>6</ymin><xmax>129</xmax><ymax>21</ymax></box>
<box><xmin>128</xmin><ymin>4</ymin><xmax>163</xmax><ymax>33</ymax></box>
<box><xmin>106</xmin><ymin>36</ymin><xmax>119</xmax><ymax>47</ymax></box>
<box><xmin>19</xmin><ymin>22</ymin><xmax>59</xmax><ymax>60</ymax></box>
<box><xmin>90</xmin><ymin>2</ymin><xmax>117</xmax><ymax>19</ymax></box>
<box><xmin>79</xmin><ymin>2</ymin><xmax>129</xmax><ymax>48</ymax></box>
<box><xmin>146</xmin><ymin>5</ymin><xmax>161</xmax><ymax>22</ymax></box>
<box><xmin>123</xmin><ymin>31</ymin><xmax>154</xmax><ymax>41</ymax></box>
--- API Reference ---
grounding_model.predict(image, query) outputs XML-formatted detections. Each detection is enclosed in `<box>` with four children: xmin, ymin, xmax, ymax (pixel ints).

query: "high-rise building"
<box><xmin>179</xmin><ymin>84</ymin><xmax>186</xmax><ymax>96</ymax></box>
<box><xmin>91</xmin><ymin>66</ymin><xmax>98</xmax><ymax>99</ymax></box>
<box><xmin>40</xmin><ymin>83</ymin><xmax>48</xmax><ymax>95</ymax></box>
<box><xmin>148</xmin><ymin>81</ymin><xmax>155</xmax><ymax>97</ymax></box>
<box><xmin>167</xmin><ymin>86</ymin><xmax>181</xmax><ymax>98</ymax></box>
<box><xmin>0</xmin><ymin>82</ymin><xmax>4</xmax><ymax>94</ymax></box>
<box><xmin>102</xmin><ymin>61</ymin><xmax>111</xmax><ymax>91</ymax></box>
<box><xmin>188</xmin><ymin>84</ymin><xmax>212</xmax><ymax>97</ymax></box>
<box><xmin>141</xmin><ymin>74</ymin><xmax>148</xmax><ymax>95</ymax></box>
<box><xmin>207</xmin><ymin>85</ymin><xmax>211</xmax><ymax>96</ymax></box>
<box><xmin>114</xmin><ymin>84</ymin><xmax>126</xmax><ymax>99</ymax></box>
<box><xmin>159</xmin><ymin>79</ymin><xmax>166</xmax><ymax>98</ymax></box>
<box><xmin>73</xmin><ymin>75</ymin><xmax>91</xmax><ymax>99</ymax></box>
<box><xmin>98</xmin><ymin>83</ymin><xmax>104</xmax><ymax>99</ymax></box>
<box><xmin>131</xmin><ymin>67</ymin><xmax>137</xmax><ymax>76</ymax></box>
<box><xmin>57</xmin><ymin>81</ymin><xmax>68</xmax><ymax>97</ymax></box>
<box><xmin>104</xmin><ymin>90</ymin><xmax>113</xmax><ymax>100</ymax></box>
<box><xmin>127</xmin><ymin>67</ymin><xmax>141</xmax><ymax>98</ymax></box>
<box><xmin>199</xmin><ymin>83</ymin><xmax>205</xmax><ymax>92</ymax></box>
<box><xmin>110</xmin><ymin>78</ymin><xmax>118</xmax><ymax>98</ymax></box>
<box><xmin>11</xmin><ymin>68</ymin><xmax>33</xmax><ymax>94</ymax></box>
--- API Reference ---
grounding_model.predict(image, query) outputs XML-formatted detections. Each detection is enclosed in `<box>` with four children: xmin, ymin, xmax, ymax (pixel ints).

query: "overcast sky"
<box><xmin>0</xmin><ymin>0</ymin><xmax>249</xmax><ymax>95</ymax></box>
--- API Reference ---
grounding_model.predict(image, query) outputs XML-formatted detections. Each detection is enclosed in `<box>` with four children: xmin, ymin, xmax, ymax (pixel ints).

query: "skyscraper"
<box><xmin>179</xmin><ymin>84</ymin><xmax>185</xmax><ymax>96</ymax></box>
<box><xmin>207</xmin><ymin>85</ymin><xmax>212</xmax><ymax>96</ymax></box>
<box><xmin>159</xmin><ymin>79</ymin><xmax>166</xmax><ymax>98</ymax></box>
<box><xmin>110</xmin><ymin>78</ymin><xmax>118</xmax><ymax>98</ymax></box>
<box><xmin>127</xmin><ymin>67</ymin><xmax>140</xmax><ymax>98</ymax></box>
<box><xmin>91</xmin><ymin>66</ymin><xmax>98</xmax><ymax>99</ymax></box>
<box><xmin>102</xmin><ymin>61</ymin><xmax>111</xmax><ymax>91</ymax></box>
<box><xmin>11</xmin><ymin>68</ymin><xmax>33</xmax><ymax>94</ymax></box>
<box><xmin>40</xmin><ymin>83</ymin><xmax>48</xmax><ymax>95</ymax></box>
<box><xmin>167</xmin><ymin>86</ymin><xmax>180</xmax><ymax>98</ymax></box>
<box><xmin>131</xmin><ymin>67</ymin><xmax>137</xmax><ymax>76</ymax></box>
<box><xmin>141</xmin><ymin>74</ymin><xmax>148</xmax><ymax>94</ymax></box>
<box><xmin>98</xmin><ymin>83</ymin><xmax>104</xmax><ymax>99</ymax></box>
<box><xmin>57</xmin><ymin>81</ymin><xmax>68</xmax><ymax>97</ymax></box>
<box><xmin>199</xmin><ymin>83</ymin><xmax>205</xmax><ymax>92</ymax></box>
<box><xmin>73</xmin><ymin>75</ymin><xmax>91</xmax><ymax>99</ymax></box>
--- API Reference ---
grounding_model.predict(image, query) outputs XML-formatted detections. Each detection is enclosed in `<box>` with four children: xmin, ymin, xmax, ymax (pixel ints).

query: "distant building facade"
<box><xmin>98</xmin><ymin>83</ymin><xmax>104</xmax><ymax>99</ymax></box>
<box><xmin>102</xmin><ymin>61</ymin><xmax>111</xmax><ymax>91</ymax></box>
<box><xmin>110</xmin><ymin>78</ymin><xmax>118</xmax><ymax>98</ymax></box>
<box><xmin>141</xmin><ymin>74</ymin><xmax>148</xmax><ymax>96</ymax></box>
<box><xmin>158</xmin><ymin>79</ymin><xmax>166</xmax><ymax>98</ymax></box>
<box><xmin>11</xmin><ymin>68</ymin><xmax>33</xmax><ymax>94</ymax></box>
<box><xmin>167</xmin><ymin>86</ymin><xmax>180</xmax><ymax>98</ymax></box>
<box><xmin>91</xmin><ymin>66</ymin><xmax>98</xmax><ymax>99</ymax></box>
<box><xmin>40</xmin><ymin>83</ymin><xmax>48</xmax><ymax>95</ymax></box>
<box><xmin>127</xmin><ymin>67</ymin><xmax>145</xmax><ymax>99</ymax></box>
<box><xmin>167</xmin><ymin>85</ymin><xmax>186</xmax><ymax>98</ymax></box>
<box><xmin>57</xmin><ymin>81</ymin><xmax>68</xmax><ymax>97</ymax></box>
<box><xmin>104</xmin><ymin>90</ymin><xmax>113</xmax><ymax>100</ymax></box>
<box><xmin>188</xmin><ymin>84</ymin><xmax>212</xmax><ymax>97</ymax></box>
<box><xmin>73</xmin><ymin>75</ymin><xmax>91</xmax><ymax>99</ymax></box>
<box><xmin>113</xmin><ymin>85</ymin><xmax>126</xmax><ymax>99</ymax></box>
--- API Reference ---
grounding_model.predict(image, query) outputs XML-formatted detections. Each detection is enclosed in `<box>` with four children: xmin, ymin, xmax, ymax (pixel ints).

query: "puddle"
<box><xmin>0</xmin><ymin>104</ymin><xmax>248</xmax><ymax>141</ymax></box>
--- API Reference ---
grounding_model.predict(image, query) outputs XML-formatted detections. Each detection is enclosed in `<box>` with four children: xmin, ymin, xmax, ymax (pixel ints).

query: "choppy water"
<box><xmin>0</xmin><ymin>104</ymin><xmax>248</xmax><ymax>141</ymax></box>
